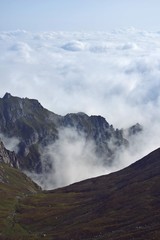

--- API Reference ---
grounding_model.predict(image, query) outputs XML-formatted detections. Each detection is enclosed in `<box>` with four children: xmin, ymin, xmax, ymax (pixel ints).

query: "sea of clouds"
<box><xmin>1</xmin><ymin>28</ymin><xmax>160</xmax><ymax>188</ymax></box>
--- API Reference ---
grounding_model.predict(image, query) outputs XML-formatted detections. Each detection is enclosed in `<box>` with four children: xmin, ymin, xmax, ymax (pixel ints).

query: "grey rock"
<box><xmin>0</xmin><ymin>93</ymin><xmax>142</xmax><ymax>174</ymax></box>
<box><xmin>0</xmin><ymin>140</ymin><xmax>20</xmax><ymax>168</ymax></box>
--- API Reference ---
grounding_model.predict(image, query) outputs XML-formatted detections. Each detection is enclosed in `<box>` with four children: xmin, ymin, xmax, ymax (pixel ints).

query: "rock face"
<box><xmin>0</xmin><ymin>93</ymin><xmax>142</xmax><ymax>173</ymax></box>
<box><xmin>127</xmin><ymin>122</ymin><xmax>143</xmax><ymax>136</ymax></box>
<box><xmin>0</xmin><ymin>93</ymin><xmax>60</xmax><ymax>172</ymax></box>
<box><xmin>0</xmin><ymin>140</ymin><xmax>20</xmax><ymax>168</ymax></box>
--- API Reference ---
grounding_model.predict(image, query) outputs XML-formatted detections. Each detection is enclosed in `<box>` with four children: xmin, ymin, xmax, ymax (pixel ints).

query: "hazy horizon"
<box><xmin>1</xmin><ymin>1</ymin><xmax>160</xmax><ymax>32</ymax></box>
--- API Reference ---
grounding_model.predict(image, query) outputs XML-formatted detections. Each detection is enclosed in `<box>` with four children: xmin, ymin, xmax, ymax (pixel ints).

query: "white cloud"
<box><xmin>1</xmin><ymin>29</ymin><xmax>160</xmax><ymax>188</ymax></box>
<box><xmin>8</xmin><ymin>42</ymin><xmax>33</xmax><ymax>63</ymax></box>
<box><xmin>0</xmin><ymin>133</ymin><xmax>20</xmax><ymax>153</ymax></box>
<box><xmin>118</xmin><ymin>42</ymin><xmax>139</xmax><ymax>50</ymax></box>
<box><xmin>29</xmin><ymin>127</ymin><xmax>112</xmax><ymax>190</ymax></box>
<box><xmin>62</xmin><ymin>40</ymin><xmax>87</xmax><ymax>51</ymax></box>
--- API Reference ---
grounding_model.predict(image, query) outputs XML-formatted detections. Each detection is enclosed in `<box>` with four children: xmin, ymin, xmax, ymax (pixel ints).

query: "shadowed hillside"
<box><xmin>0</xmin><ymin>147</ymin><xmax>159</xmax><ymax>239</ymax></box>
<box><xmin>0</xmin><ymin>140</ymin><xmax>40</xmax><ymax>239</ymax></box>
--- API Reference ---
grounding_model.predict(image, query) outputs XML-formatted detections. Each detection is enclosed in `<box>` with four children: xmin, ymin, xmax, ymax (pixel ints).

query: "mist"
<box><xmin>28</xmin><ymin>128</ymin><xmax>108</xmax><ymax>189</ymax></box>
<box><xmin>27</xmin><ymin>115</ymin><xmax>160</xmax><ymax>190</ymax></box>
<box><xmin>26</xmin><ymin>123</ymin><xmax>156</xmax><ymax>190</ymax></box>
<box><xmin>1</xmin><ymin>29</ymin><xmax>160</xmax><ymax>189</ymax></box>
<box><xmin>0</xmin><ymin>133</ymin><xmax>20</xmax><ymax>153</ymax></box>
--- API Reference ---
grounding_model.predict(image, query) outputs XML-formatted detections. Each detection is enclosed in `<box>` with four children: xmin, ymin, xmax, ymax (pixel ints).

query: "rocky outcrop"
<box><xmin>127</xmin><ymin>122</ymin><xmax>143</xmax><ymax>136</ymax></box>
<box><xmin>0</xmin><ymin>93</ymin><xmax>142</xmax><ymax>173</ymax></box>
<box><xmin>0</xmin><ymin>140</ymin><xmax>20</xmax><ymax>168</ymax></box>
<box><xmin>0</xmin><ymin>93</ymin><xmax>60</xmax><ymax>172</ymax></box>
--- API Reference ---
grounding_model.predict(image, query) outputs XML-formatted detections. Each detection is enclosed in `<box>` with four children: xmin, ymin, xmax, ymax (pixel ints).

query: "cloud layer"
<box><xmin>1</xmin><ymin>29</ymin><xmax>160</xmax><ymax>188</ymax></box>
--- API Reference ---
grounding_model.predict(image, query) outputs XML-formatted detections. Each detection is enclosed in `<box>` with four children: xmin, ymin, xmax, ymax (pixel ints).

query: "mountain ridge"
<box><xmin>0</xmin><ymin>93</ymin><xmax>142</xmax><ymax>189</ymax></box>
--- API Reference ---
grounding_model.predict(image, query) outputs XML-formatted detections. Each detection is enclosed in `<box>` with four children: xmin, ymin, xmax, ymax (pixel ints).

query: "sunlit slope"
<box><xmin>13</xmin><ymin>148</ymin><xmax>160</xmax><ymax>240</ymax></box>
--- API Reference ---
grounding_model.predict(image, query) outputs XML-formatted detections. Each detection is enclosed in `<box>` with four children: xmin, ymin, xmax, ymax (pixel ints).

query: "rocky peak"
<box><xmin>90</xmin><ymin>115</ymin><xmax>110</xmax><ymax>129</ymax></box>
<box><xmin>3</xmin><ymin>92</ymin><xmax>12</xmax><ymax>99</ymax></box>
<box><xmin>0</xmin><ymin>93</ymin><xmax>143</xmax><ymax>176</ymax></box>
<box><xmin>127</xmin><ymin>123</ymin><xmax>143</xmax><ymax>136</ymax></box>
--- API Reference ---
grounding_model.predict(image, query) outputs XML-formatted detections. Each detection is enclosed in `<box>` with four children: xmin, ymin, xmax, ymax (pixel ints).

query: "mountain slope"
<box><xmin>0</xmin><ymin>93</ymin><xmax>60</xmax><ymax>172</ymax></box>
<box><xmin>0</xmin><ymin>93</ymin><xmax>140</xmax><ymax>176</ymax></box>
<box><xmin>0</xmin><ymin>141</ymin><xmax>40</xmax><ymax>239</ymax></box>
<box><xmin>6</xmin><ymin>147</ymin><xmax>160</xmax><ymax>240</ymax></box>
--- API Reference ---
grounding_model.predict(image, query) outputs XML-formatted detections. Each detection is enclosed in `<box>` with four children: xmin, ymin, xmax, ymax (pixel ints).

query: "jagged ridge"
<box><xmin>0</xmin><ymin>93</ymin><xmax>142</xmax><ymax>175</ymax></box>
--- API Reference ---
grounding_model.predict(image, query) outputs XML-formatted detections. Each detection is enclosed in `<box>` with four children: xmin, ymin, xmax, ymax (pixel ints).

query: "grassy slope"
<box><xmin>0</xmin><ymin>163</ymin><xmax>40</xmax><ymax>239</ymax></box>
<box><xmin>16</xmin><ymin>148</ymin><xmax>160</xmax><ymax>240</ymax></box>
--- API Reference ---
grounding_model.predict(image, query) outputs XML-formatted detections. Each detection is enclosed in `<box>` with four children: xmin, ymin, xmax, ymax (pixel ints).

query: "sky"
<box><xmin>1</xmin><ymin>0</ymin><xmax>160</xmax><ymax>31</ymax></box>
<box><xmin>1</xmin><ymin>1</ymin><xmax>160</xmax><ymax>188</ymax></box>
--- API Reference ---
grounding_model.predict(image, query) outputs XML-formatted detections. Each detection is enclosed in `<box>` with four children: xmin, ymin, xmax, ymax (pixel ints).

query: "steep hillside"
<box><xmin>0</xmin><ymin>93</ymin><xmax>141</xmax><ymax>175</ymax></box>
<box><xmin>0</xmin><ymin>141</ymin><xmax>40</xmax><ymax>239</ymax></box>
<box><xmin>1</xmin><ymin>147</ymin><xmax>159</xmax><ymax>240</ymax></box>
<box><xmin>0</xmin><ymin>93</ymin><xmax>60</xmax><ymax>172</ymax></box>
